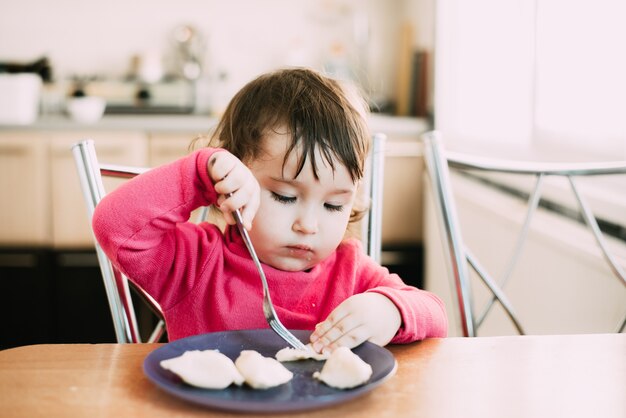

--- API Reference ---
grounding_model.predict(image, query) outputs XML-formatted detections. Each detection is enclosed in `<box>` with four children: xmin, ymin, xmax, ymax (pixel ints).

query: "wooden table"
<box><xmin>1</xmin><ymin>334</ymin><xmax>624</xmax><ymax>418</ymax></box>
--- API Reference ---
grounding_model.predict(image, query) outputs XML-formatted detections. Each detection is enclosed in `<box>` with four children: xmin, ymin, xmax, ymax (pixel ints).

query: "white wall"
<box><xmin>433</xmin><ymin>0</ymin><xmax>626</xmax><ymax>160</ymax></box>
<box><xmin>0</xmin><ymin>0</ymin><xmax>436</xmax><ymax>106</ymax></box>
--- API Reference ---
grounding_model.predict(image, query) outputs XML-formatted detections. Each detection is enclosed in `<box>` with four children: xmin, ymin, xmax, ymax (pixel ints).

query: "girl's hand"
<box><xmin>207</xmin><ymin>151</ymin><xmax>260</xmax><ymax>230</ymax></box>
<box><xmin>309</xmin><ymin>293</ymin><xmax>402</xmax><ymax>354</ymax></box>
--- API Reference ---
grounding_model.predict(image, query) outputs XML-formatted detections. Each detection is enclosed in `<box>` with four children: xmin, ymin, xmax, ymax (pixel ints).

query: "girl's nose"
<box><xmin>292</xmin><ymin>208</ymin><xmax>318</xmax><ymax>234</ymax></box>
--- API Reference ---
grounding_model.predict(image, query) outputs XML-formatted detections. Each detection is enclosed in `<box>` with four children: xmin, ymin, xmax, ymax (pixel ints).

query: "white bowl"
<box><xmin>66</xmin><ymin>96</ymin><xmax>106</xmax><ymax>123</ymax></box>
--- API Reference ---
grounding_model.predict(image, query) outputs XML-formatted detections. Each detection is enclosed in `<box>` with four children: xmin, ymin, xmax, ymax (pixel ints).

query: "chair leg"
<box><xmin>423</xmin><ymin>131</ymin><xmax>476</xmax><ymax>337</ymax></box>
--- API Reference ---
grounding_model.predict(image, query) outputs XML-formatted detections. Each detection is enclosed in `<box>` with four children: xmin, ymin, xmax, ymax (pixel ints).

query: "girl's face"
<box><xmin>246</xmin><ymin>130</ymin><xmax>358</xmax><ymax>272</ymax></box>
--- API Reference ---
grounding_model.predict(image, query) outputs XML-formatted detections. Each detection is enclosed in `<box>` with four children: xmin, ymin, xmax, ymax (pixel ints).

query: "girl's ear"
<box><xmin>349</xmin><ymin>179</ymin><xmax>368</xmax><ymax>224</ymax></box>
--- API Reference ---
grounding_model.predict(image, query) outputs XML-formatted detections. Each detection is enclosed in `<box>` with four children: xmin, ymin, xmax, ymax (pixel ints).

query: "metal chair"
<box><xmin>72</xmin><ymin>141</ymin><xmax>164</xmax><ymax>344</ymax></box>
<box><xmin>422</xmin><ymin>130</ymin><xmax>626</xmax><ymax>337</ymax></box>
<box><xmin>71</xmin><ymin>134</ymin><xmax>386</xmax><ymax>343</ymax></box>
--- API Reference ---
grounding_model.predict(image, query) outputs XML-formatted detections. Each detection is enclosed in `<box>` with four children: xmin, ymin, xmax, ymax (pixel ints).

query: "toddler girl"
<box><xmin>93</xmin><ymin>68</ymin><xmax>447</xmax><ymax>353</ymax></box>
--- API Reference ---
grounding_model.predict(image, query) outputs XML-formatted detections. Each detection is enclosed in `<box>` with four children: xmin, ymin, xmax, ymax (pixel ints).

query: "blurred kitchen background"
<box><xmin>1</xmin><ymin>0</ymin><xmax>437</xmax><ymax>348</ymax></box>
<box><xmin>1</xmin><ymin>0</ymin><xmax>624</xmax><ymax>346</ymax></box>
<box><xmin>0</xmin><ymin>0</ymin><xmax>434</xmax><ymax>118</ymax></box>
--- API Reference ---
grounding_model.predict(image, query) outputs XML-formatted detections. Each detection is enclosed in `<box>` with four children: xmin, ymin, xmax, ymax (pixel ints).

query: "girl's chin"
<box><xmin>265</xmin><ymin>256</ymin><xmax>315</xmax><ymax>272</ymax></box>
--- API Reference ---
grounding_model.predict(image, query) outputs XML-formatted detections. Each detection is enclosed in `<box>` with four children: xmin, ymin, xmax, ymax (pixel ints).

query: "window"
<box><xmin>435</xmin><ymin>0</ymin><xmax>626</xmax><ymax>160</ymax></box>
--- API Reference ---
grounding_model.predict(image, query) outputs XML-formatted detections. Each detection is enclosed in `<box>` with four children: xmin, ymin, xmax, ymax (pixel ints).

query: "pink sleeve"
<box><xmin>368</xmin><ymin>283</ymin><xmax>448</xmax><ymax>342</ymax></box>
<box><xmin>350</xmin><ymin>242</ymin><xmax>448</xmax><ymax>341</ymax></box>
<box><xmin>92</xmin><ymin>147</ymin><xmax>225</xmax><ymax>309</ymax></box>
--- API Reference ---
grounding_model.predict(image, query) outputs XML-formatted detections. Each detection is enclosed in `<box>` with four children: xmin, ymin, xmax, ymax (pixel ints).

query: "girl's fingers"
<box><xmin>311</xmin><ymin>307</ymin><xmax>354</xmax><ymax>353</ymax></box>
<box><xmin>213</xmin><ymin>173</ymin><xmax>237</xmax><ymax>195</ymax></box>
<box><xmin>215</xmin><ymin>181</ymin><xmax>259</xmax><ymax>230</ymax></box>
<box><xmin>312</xmin><ymin>316</ymin><xmax>368</xmax><ymax>354</ymax></box>
<box><xmin>325</xmin><ymin>325</ymin><xmax>370</xmax><ymax>351</ymax></box>
<box><xmin>311</xmin><ymin>307</ymin><xmax>349</xmax><ymax>342</ymax></box>
<box><xmin>240</xmin><ymin>192</ymin><xmax>259</xmax><ymax>230</ymax></box>
<box><xmin>209</xmin><ymin>152</ymin><xmax>236</xmax><ymax>183</ymax></box>
<box><xmin>208</xmin><ymin>152</ymin><xmax>260</xmax><ymax>230</ymax></box>
<box><xmin>217</xmin><ymin>185</ymin><xmax>253</xmax><ymax>212</ymax></box>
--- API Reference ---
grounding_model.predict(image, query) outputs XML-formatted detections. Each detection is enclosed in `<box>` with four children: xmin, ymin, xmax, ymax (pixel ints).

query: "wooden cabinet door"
<box><xmin>148</xmin><ymin>132</ymin><xmax>196</xmax><ymax>167</ymax></box>
<box><xmin>0</xmin><ymin>249</ymin><xmax>54</xmax><ymax>348</ymax></box>
<box><xmin>49</xmin><ymin>131</ymin><xmax>148</xmax><ymax>248</ymax></box>
<box><xmin>0</xmin><ymin>132</ymin><xmax>50</xmax><ymax>246</ymax></box>
<box><xmin>382</xmin><ymin>139</ymin><xmax>424</xmax><ymax>245</ymax></box>
<box><xmin>148</xmin><ymin>133</ymin><xmax>220</xmax><ymax>226</ymax></box>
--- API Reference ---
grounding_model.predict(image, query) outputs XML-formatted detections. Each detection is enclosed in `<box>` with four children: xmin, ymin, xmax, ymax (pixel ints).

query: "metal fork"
<box><xmin>232</xmin><ymin>209</ymin><xmax>307</xmax><ymax>350</ymax></box>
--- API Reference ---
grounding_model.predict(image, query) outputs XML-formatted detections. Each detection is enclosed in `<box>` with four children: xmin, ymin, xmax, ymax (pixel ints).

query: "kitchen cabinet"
<box><xmin>52</xmin><ymin>250</ymin><xmax>116</xmax><ymax>343</ymax></box>
<box><xmin>0</xmin><ymin>115</ymin><xmax>429</xmax><ymax>346</ymax></box>
<box><xmin>382</xmin><ymin>139</ymin><xmax>424</xmax><ymax>245</ymax></box>
<box><xmin>148</xmin><ymin>132</ymin><xmax>221</xmax><ymax>225</ymax></box>
<box><xmin>1</xmin><ymin>115</ymin><xmax>430</xmax><ymax>248</ymax></box>
<box><xmin>49</xmin><ymin>131</ymin><xmax>148</xmax><ymax>248</ymax></box>
<box><xmin>379</xmin><ymin>138</ymin><xmax>425</xmax><ymax>288</ymax></box>
<box><xmin>0</xmin><ymin>132</ymin><xmax>49</xmax><ymax>246</ymax></box>
<box><xmin>0</xmin><ymin>249</ymin><xmax>54</xmax><ymax>349</ymax></box>
<box><xmin>0</xmin><ymin>130</ymin><xmax>148</xmax><ymax>248</ymax></box>
<box><xmin>148</xmin><ymin>132</ymin><xmax>196</xmax><ymax>166</ymax></box>
<box><xmin>0</xmin><ymin>248</ymin><xmax>119</xmax><ymax>348</ymax></box>
<box><xmin>0</xmin><ymin>131</ymin><xmax>148</xmax><ymax>347</ymax></box>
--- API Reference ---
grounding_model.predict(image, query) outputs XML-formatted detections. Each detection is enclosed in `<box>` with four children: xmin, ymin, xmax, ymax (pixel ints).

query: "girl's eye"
<box><xmin>270</xmin><ymin>191</ymin><xmax>344</xmax><ymax>212</ymax></box>
<box><xmin>324</xmin><ymin>203</ymin><xmax>344</xmax><ymax>212</ymax></box>
<box><xmin>270</xmin><ymin>192</ymin><xmax>296</xmax><ymax>204</ymax></box>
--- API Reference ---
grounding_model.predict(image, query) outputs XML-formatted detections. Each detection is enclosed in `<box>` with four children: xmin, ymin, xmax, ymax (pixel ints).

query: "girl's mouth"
<box><xmin>286</xmin><ymin>245</ymin><xmax>314</xmax><ymax>258</ymax></box>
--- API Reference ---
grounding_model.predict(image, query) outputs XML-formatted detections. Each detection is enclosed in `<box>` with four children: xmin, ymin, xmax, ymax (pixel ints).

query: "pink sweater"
<box><xmin>93</xmin><ymin>148</ymin><xmax>447</xmax><ymax>342</ymax></box>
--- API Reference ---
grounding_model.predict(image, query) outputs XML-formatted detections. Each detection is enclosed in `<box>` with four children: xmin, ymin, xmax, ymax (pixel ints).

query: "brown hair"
<box><xmin>195</xmin><ymin>68</ymin><xmax>371</xmax><ymax>223</ymax></box>
<box><xmin>205</xmin><ymin>68</ymin><xmax>370</xmax><ymax>181</ymax></box>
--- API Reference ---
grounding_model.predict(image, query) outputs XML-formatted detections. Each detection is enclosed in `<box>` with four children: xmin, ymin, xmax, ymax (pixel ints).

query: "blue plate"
<box><xmin>143</xmin><ymin>329</ymin><xmax>397</xmax><ymax>413</ymax></box>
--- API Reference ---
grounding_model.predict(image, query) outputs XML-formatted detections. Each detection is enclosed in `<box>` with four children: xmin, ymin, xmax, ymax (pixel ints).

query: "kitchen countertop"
<box><xmin>2</xmin><ymin>114</ymin><xmax>217</xmax><ymax>133</ymax></box>
<box><xmin>0</xmin><ymin>114</ymin><xmax>430</xmax><ymax>136</ymax></box>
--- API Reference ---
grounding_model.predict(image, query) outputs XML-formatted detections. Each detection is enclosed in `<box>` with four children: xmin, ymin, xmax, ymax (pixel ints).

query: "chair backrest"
<box><xmin>71</xmin><ymin>134</ymin><xmax>387</xmax><ymax>343</ymax></box>
<box><xmin>72</xmin><ymin>141</ymin><xmax>164</xmax><ymax>344</ymax></box>
<box><xmin>422</xmin><ymin>130</ymin><xmax>626</xmax><ymax>337</ymax></box>
<box><xmin>360</xmin><ymin>133</ymin><xmax>386</xmax><ymax>264</ymax></box>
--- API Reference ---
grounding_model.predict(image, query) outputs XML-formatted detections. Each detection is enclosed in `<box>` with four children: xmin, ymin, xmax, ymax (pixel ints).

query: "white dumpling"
<box><xmin>160</xmin><ymin>349</ymin><xmax>244</xmax><ymax>389</ymax></box>
<box><xmin>313</xmin><ymin>346</ymin><xmax>373</xmax><ymax>389</ymax></box>
<box><xmin>235</xmin><ymin>350</ymin><xmax>294</xmax><ymax>389</ymax></box>
<box><xmin>275</xmin><ymin>344</ymin><xmax>329</xmax><ymax>362</ymax></box>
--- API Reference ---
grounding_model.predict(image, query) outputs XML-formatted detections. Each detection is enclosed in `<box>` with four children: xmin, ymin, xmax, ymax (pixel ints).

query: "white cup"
<box><xmin>0</xmin><ymin>73</ymin><xmax>42</xmax><ymax>125</ymax></box>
